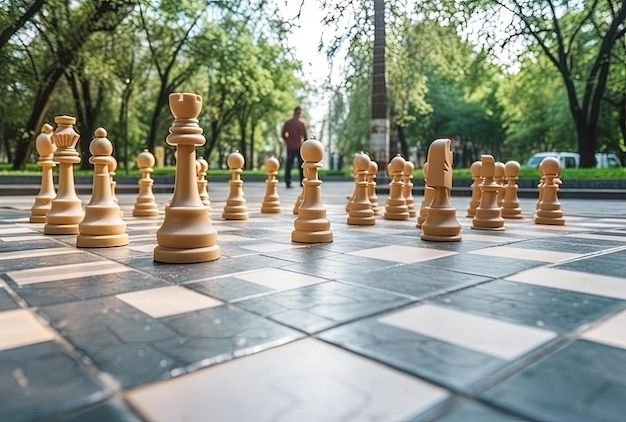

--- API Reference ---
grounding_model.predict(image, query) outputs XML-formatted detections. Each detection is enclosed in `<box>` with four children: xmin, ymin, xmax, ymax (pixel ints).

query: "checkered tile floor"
<box><xmin>1</xmin><ymin>183</ymin><xmax>625</xmax><ymax>421</ymax></box>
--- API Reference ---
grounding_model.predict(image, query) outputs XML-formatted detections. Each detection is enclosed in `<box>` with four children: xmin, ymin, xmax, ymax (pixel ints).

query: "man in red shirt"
<box><xmin>281</xmin><ymin>106</ymin><xmax>308</xmax><ymax>188</ymax></box>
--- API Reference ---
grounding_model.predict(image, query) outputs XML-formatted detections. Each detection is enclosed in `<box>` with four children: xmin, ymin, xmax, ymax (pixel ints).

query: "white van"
<box><xmin>525</xmin><ymin>152</ymin><xmax>622</xmax><ymax>169</ymax></box>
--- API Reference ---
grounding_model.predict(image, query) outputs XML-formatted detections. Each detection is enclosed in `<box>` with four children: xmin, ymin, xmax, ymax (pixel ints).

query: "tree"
<box><xmin>10</xmin><ymin>0</ymin><xmax>137</xmax><ymax>169</ymax></box>
<box><xmin>420</xmin><ymin>0</ymin><xmax>626</xmax><ymax>167</ymax></box>
<box><xmin>0</xmin><ymin>0</ymin><xmax>46</xmax><ymax>51</ymax></box>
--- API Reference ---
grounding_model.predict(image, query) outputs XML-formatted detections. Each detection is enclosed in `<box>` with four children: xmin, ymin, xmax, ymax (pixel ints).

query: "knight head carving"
<box><xmin>425</xmin><ymin>139</ymin><xmax>453</xmax><ymax>188</ymax></box>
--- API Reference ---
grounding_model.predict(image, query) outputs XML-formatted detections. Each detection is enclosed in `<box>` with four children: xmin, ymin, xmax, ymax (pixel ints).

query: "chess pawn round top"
<box><xmin>265</xmin><ymin>156</ymin><xmax>280</xmax><ymax>173</ymax></box>
<box><xmin>198</xmin><ymin>157</ymin><xmax>209</xmax><ymax>173</ymax></box>
<box><xmin>301</xmin><ymin>138</ymin><xmax>324</xmax><ymax>162</ymax></box>
<box><xmin>227</xmin><ymin>151</ymin><xmax>245</xmax><ymax>170</ymax></box>
<box><xmin>470</xmin><ymin>160</ymin><xmax>481</xmax><ymax>178</ymax></box>
<box><xmin>505</xmin><ymin>160</ymin><xmax>520</xmax><ymax>178</ymax></box>
<box><xmin>388</xmin><ymin>154</ymin><xmax>406</xmax><ymax>175</ymax></box>
<box><xmin>368</xmin><ymin>160</ymin><xmax>378</xmax><ymax>176</ymax></box>
<box><xmin>169</xmin><ymin>92</ymin><xmax>202</xmax><ymax>120</ymax></box>
<box><xmin>403</xmin><ymin>160</ymin><xmax>415</xmax><ymax>177</ymax></box>
<box><xmin>90</xmin><ymin>127</ymin><xmax>113</xmax><ymax>155</ymax></box>
<box><xmin>495</xmin><ymin>161</ymin><xmax>505</xmax><ymax>180</ymax></box>
<box><xmin>354</xmin><ymin>152</ymin><xmax>371</xmax><ymax>172</ymax></box>
<box><xmin>540</xmin><ymin>156</ymin><xmax>560</xmax><ymax>176</ymax></box>
<box><xmin>36</xmin><ymin>124</ymin><xmax>56</xmax><ymax>157</ymax></box>
<box><xmin>137</xmin><ymin>149</ymin><xmax>155</xmax><ymax>169</ymax></box>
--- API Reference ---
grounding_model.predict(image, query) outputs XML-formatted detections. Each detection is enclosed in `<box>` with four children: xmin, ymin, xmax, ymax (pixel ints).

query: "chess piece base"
<box><xmin>534</xmin><ymin>214</ymin><xmax>565</xmax><ymax>225</ymax></box>
<box><xmin>222</xmin><ymin>211</ymin><xmax>249</xmax><ymax>220</ymax></box>
<box><xmin>44</xmin><ymin>224</ymin><xmax>80</xmax><ymax>235</ymax></box>
<box><xmin>154</xmin><ymin>244</ymin><xmax>221</xmax><ymax>264</ymax></box>
<box><xmin>421</xmin><ymin>233</ymin><xmax>462</xmax><ymax>242</ymax></box>
<box><xmin>132</xmin><ymin>209</ymin><xmax>160</xmax><ymax>217</ymax></box>
<box><xmin>261</xmin><ymin>205</ymin><xmax>281</xmax><ymax>214</ymax></box>
<box><xmin>502</xmin><ymin>211</ymin><xmax>523</xmax><ymax>219</ymax></box>
<box><xmin>471</xmin><ymin>226</ymin><xmax>506</xmax><ymax>231</ymax></box>
<box><xmin>77</xmin><ymin>233</ymin><xmax>129</xmax><ymax>248</ymax></box>
<box><xmin>292</xmin><ymin>230</ymin><xmax>333</xmax><ymax>243</ymax></box>
<box><xmin>29</xmin><ymin>215</ymin><xmax>46</xmax><ymax>223</ymax></box>
<box><xmin>347</xmin><ymin>216</ymin><xmax>376</xmax><ymax>225</ymax></box>
<box><xmin>384</xmin><ymin>211</ymin><xmax>410</xmax><ymax>220</ymax></box>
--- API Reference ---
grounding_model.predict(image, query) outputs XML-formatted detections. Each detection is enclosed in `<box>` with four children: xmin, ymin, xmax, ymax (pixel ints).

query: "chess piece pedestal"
<box><xmin>222</xmin><ymin>151</ymin><xmax>249</xmax><ymax>220</ymax></box>
<box><xmin>77</xmin><ymin>128</ymin><xmax>128</xmax><ymax>248</ymax></box>
<box><xmin>30</xmin><ymin>124</ymin><xmax>57</xmax><ymax>223</ymax></box>
<box><xmin>466</xmin><ymin>160</ymin><xmax>482</xmax><ymax>218</ymax></box>
<box><xmin>471</xmin><ymin>155</ymin><xmax>505</xmax><ymax>231</ymax></box>
<box><xmin>196</xmin><ymin>157</ymin><xmax>211</xmax><ymax>210</ymax></box>
<box><xmin>502</xmin><ymin>160</ymin><xmax>523</xmax><ymax>219</ymax></box>
<box><xmin>384</xmin><ymin>155</ymin><xmax>409</xmax><ymax>220</ymax></box>
<box><xmin>292</xmin><ymin>140</ymin><xmax>333</xmax><ymax>243</ymax></box>
<box><xmin>421</xmin><ymin>187</ymin><xmax>461</xmax><ymax>241</ymax></box>
<box><xmin>347</xmin><ymin>153</ymin><xmax>375</xmax><ymax>225</ymax></box>
<box><xmin>403</xmin><ymin>161</ymin><xmax>417</xmax><ymax>218</ymax></box>
<box><xmin>154</xmin><ymin>93</ymin><xmax>220</xmax><ymax>263</ymax></box>
<box><xmin>534</xmin><ymin>157</ymin><xmax>564</xmax><ymax>225</ymax></box>
<box><xmin>133</xmin><ymin>149</ymin><xmax>159</xmax><ymax>217</ymax></box>
<box><xmin>367</xmin><ymin>161</ymin><xmax>380</xmax><ymax>215</ymax></box>
<box><xmin>261</xmin><ymin>156</ymin><xmax>281</xmax><ymax>214</ymax></box>
<box><xmin>44</xmin><ymin>116</ymin><xmax>84</xmax><ymax>235</ymax></box>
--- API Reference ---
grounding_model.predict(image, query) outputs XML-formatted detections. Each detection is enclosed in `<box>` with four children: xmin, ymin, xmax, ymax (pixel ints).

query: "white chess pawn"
<box><xmin>30</xmin><ymin>124</ymin><xmax>57</xmax><ymax>223</ymax></box>
<box><xmin>133</xmin><ymin>149</ymin><xmax>159</xmax><ymax>217</ymax></box>
<box><xmin>222</xmin><ymin>151</ymin><xmax>249</xmax><ymax>220</ymax></box>
<box><xmin>347</xmin><ymin>153</ymin><xmax>375</xmax><ymax>225</ymax></box>
<box><xmin>261</xmin><ymin>156</ymin><xmax>281</xmax><ymax>213</ymax></box>
<box><xmin>77</xmin><ymin>128</ymin><xmax>128</xmax><ymax>248</ymax></box>
<box><xmin>384</xmin><ymin>155</ymin><xmax>409</xmax><ymax>220</ymax></box>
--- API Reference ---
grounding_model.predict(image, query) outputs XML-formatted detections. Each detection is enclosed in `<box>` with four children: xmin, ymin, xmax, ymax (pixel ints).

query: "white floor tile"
<box><xmin>8</xmin><ymin>261</ymin><xmax>132</xmax><ymax>285</ymax></box>
<box><xmin>240</xmin><ymin>243</ymin><xmax>306</xmax><ymax>253</ymax></box>
<box><xmin>0</xmin><ymin>309</ymin><xmax>56</xmax><ymax>352</ymax></box>
<box><xmin>0</xmin><ymin>247</ymin><xmax>80</xmax><ymax>261</ymax></box>
<box><xmin>127</xmin><ymin>338</ymin><xmax>449</xmax><ymax>422</ymax></box>
<box><xmin>379</xmin><ymin>304</ymin><xmax>556</xmax><ymax>360</ymax></box>
<box><xmin>349</xmin><ymin>245</ymin><xmax>456</xmax><ymax>264</ymax></box>
<box><xmin>469</xmin><ymin>245</ymin><xmax>581</xmax><ymax>263</ymax></box>
<box><xmin>116</xmin><ymin>286</ymin><xmax>222</xmax><ymax>318</ymax></box>
<box><xmin>580</xmin><ymin>309</ymin><xmax>626</xmax><ymax>350</ymax></box>
<box><xmin>236</xmin><ymin>268</ymin><xmax>326</xmax><ymax>291</ymax></box>
<box><xmin>506</xmin><ymin>267</ymin><xmax>626</xmax><ymax>300</ymax></box>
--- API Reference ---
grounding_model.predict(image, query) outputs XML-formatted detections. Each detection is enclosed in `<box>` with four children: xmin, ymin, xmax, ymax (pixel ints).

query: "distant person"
<box><xmin>281</xmin><ymin>106</ymin><xmax>308</xmax><ymax>188</ymax></box>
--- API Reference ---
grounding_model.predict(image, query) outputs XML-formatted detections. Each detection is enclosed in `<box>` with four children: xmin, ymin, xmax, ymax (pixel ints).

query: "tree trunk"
<box><xmin>370</xmin><ymin>0</ymin><xmax>389</xmax><ymax>169</ymax></box>
<box><xmin>13</xmin><ymin>65</ymin><xmax>65</xmax><ymax>170</ymax></box>
<box><xmin>146</xmin><ymin>88</ymin><xmax>170</xmax><ymax>151</ymax></box>
<box><xmin>397</xmin><ymin>124</ymin><xmax>409</xmax><ymax>159</ymax></box>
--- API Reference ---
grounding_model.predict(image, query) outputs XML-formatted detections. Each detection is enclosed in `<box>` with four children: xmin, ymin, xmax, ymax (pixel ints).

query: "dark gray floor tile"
<box><xmin>237</xmin><ymin>281</ymin><xmax>412</xmax><ymax>333</ymax></box>
<box><xmin>422</xmin><ymin>254</ymin><xmax>543</xmax><ymax>278</ymax></box>
<box><xmin>556</xmin><ymin>250</ymin><xmax>626</xmax><ymax>279</ymax></box>
<box><xmin>41</xmin><ymin>296</ymin><xmax>302</xmax><ymax>388</ymax></box>
<box><xmin>510</xmin><ymin>238</ymin><xmax>609</xmax><ymax>254</ymax></box>
<box><xmin>0</xmin><ymin>287</ymin><xmax>19</xmax><ymax>311</ymax></box>
<box><xmin>8</xmin><ymin>271</ymin><xmax>170</xmax><ymax>307</ymax></box>
<box><xmin>187</xmin><ymin>276</ymin><xmax>273</xmax><ymax>302</ymax></box>
<box><xmin>59</xmin><ymin>398</ymin><xmax>142</xmax><ymax>422</ymax></box>
<box><xmin>340</xmin><ymin>263</ymin><xmax>492</xmax><ymax>299</ymax></box>
<box><xmin>431</xmin><ymin>280</ymin><xmax>624</xmax><ymax>333</ymax></box>
<box><xmin>0</xmin><ymin>341</ymin><xmax>108</xmax><ymax>422</ymax></box>
<box><xmin>319</xmin><ymin>318</ymin><xmax>506</xmax><ymax>393</ymax></box>
<box><xmin>483</xmin><ymin>340</ymin><xmax>626</xmax><ymax>422</ymax></box>
<box><xmin>413</xmin><ymin>396</ymin><xmax>523</xmax><ymax>422</ymax></box>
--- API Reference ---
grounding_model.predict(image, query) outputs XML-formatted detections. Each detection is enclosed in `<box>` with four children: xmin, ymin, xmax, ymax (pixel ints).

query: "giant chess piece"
<box><xmin>384</xmin><ymin>154</ymin><xmax>409</xmax><ymax>220</ymax></box>
<box><xmin>222</xmin><ymin>151</ymin><xmax>249</xmax><ymax>220</ymax></box>
<box><xmin>30</xmin><ymin>124</ymin><xmax>57</xmax><ymax>223</ymax></box>
<box><xmin>196</xmin><ymin>157</ymin><xmax>211</xmax><ymax>210</ymax></box>
<box><xmin>292</xmin><ymin>139</ymin><xmax>333</xmax><ymax>243</ymax></box>
<box><xmin>501</xmin><ymin>160</ymin><xmax>523</xmax><ymax>219</ymax></box>
<box><xmin>466</xmin><ymin>160</ymin><xmax>482</xmax><ymax>218</ymax></box>
<box><xmin>347</xmin><ymin>152</ymin><xmax>375</xmax><ymax>225</ymax></box>
<box><xmin>133</xmin><ymin>149</ymin><xmax>159</xmax><ymax>217</ymax></box>
<box><xmin>495</xmin><ymin>161</ymin><xmax>506</xmax><ymax>207</ymax></box>
<box><xmin>403</xmin><ymin>160</ymin><xmax>417</xmax><ymax>218</ymax></box>
<box><xmin>534</xmin><ymin>157</ymin><xmax>565</xmax><ymax>225</ymax></box>
<box><xmin>416</xmin><ymin>162</ymin><xmax>434</xmax><ymax>228</ymax></box>
<box><xmin>535</xmin><ymin>164</ymin><xmax>546</xmax><ymax>210</ymax></box>
<box><xmin>77</xmin><ymin>128</ymin><xmax>129</xmax><ymax>248</ymax></box>
<box><xmin>44</xmin><ymin>116</ymin><xmax>84</xmax><ymax>235</ymax></box>
<box><xmin>109</xmin><ymin>160</ymin><xmax>120</xmax><ymax>213</ymax></box>
<box><xmin>421</xmin><ymin>139</ymin><xmax>461</xmax><ymax>242</ymax></box>
<box><xmin>154</xmin><ymin>93</ymin><xmax>220</xmax><ymax>263</ymax></box>
<box><xmin>471</xmin><ymin>155</ymin><xmax>505</xmax><ymax>231</ymax></box>
<box><xmin>261</xmin><ymin>156</ymin><xmax>281</xmax><ymax>213</ymax></box>
<box><xmin>367</xmin><ymin>160</ymin><xmax>380</xmax><ymax>215</ymax></box>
